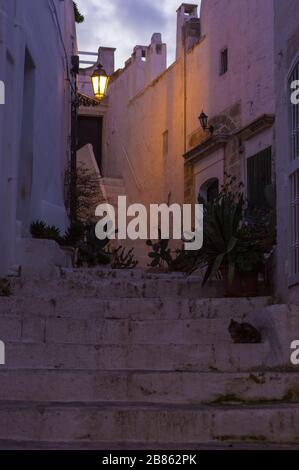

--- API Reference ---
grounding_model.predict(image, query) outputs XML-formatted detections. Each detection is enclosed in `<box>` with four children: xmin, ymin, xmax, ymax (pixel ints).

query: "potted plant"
<box><xmin>146</xmin><ymin>231</ymin><xmax>196</xmax><ymax>273</ymax></box>
<box><xmin>195</xmin><ymin>177</ymin><xmax>275</xmax><ymax>297</ymax></box>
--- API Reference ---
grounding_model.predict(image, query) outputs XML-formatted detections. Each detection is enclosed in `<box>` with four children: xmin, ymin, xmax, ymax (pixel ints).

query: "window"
<box><xmin>220</xmin><ymin>48</ymin><xmax>228</xmax><ymax>75</ymax></box>
<box><xmin>289</xmin><ymin>60</ymin><xmax>299</xmax><ymax>278</ymax></box>
<box><xmin>207</xmin><ymin>180</ymin><xmax>219</xmax><ymax>202</ymax></box>
<box><xmin>162</xmin><ymin>130</ymin><xmax>168</xmax><ymax>158</ymax></box>
<box><xmin>78</xmin><ymin>116</ymin><xmax>103</xmax><ymax>172</ymax></box>
<box><xmin>156</xmin><ymin>44</ymin><xmax>162</xmax><ymax>55</ymax></box>
<box><xmin>141</xmin><ymin>50</ymin><xmax>147</xmax><ymax>62</ymax></box>
<box><xmin>247</xmin><ymin>147</ymin><xmax>272</xmax><ymax>210</ymax></box>
<box><xmin>290</xmin><ymin>170</ymin><xmax>299</xmax><ymax>276</ymax></box>
<box><xmin>290</xmin><ymin>62</ymin><xmax>299</xmax><ymax>160</ymax></box>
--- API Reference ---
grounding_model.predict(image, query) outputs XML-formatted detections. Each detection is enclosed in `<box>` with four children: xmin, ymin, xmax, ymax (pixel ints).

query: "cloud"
<box><xmin>76</xmin><ymin>0</ymin><xmax>201</xmax><ymax>69</ymax></box>
<box><xmin>114</xmin><ymin>0</ymin><xmax>167</xmax><ymax>34</ymax></box>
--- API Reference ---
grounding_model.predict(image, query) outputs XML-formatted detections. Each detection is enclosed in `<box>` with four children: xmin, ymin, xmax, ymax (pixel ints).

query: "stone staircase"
<box><xmin>0</xmin><ymin>268</ymin><xmax>299</xmax><ymax>449</ymax></box>
<box><xmin>99</xmin><ymin>177</ymin><xmax>126</xmax><ymax>207</ymax></box>
<box><xmin>98</xmin><ymin>178</ymin><xmax>148</xmax><ymax>265</ymax></box>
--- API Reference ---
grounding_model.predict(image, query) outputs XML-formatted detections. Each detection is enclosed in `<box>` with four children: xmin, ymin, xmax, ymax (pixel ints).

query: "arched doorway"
<box><xmin>198</xmin><ymin>178</ymin><xmax>219</xmax><ymax>203</ymax></box>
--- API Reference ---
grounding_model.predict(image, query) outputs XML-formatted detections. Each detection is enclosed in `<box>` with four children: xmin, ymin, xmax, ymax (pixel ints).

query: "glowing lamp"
<box><xmin>91</xmin><ymin>64</ymin><xmax>109</xmax><ymax>100</ymax></box>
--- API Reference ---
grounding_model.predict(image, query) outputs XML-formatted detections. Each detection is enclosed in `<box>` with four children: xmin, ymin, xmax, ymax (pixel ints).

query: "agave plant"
<box><xmin>75</xmin><ymin>223</ymin><xmax>113</xmax><ymax>267</ymax></box>
<box><xmin>196</xmin><ymin>175</ymin><xmax>275</xmax><ymax>287</ymax></box>
<box><xmin>30</xmin><ymin>220</ymin><xmax>61</xmax><ymax>242</ymax></box>
<box><xmin>196</xmin><ymin>179</ymin><xmax>244</xmax><ymax>286</ymax></box>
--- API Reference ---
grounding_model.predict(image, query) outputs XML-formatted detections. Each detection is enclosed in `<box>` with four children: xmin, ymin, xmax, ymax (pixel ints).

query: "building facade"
<box><xmin>0</xmin><ymin>0</ymin><xmax>77</xmax><ymax>275</ymax></box>
<box><xmin>275</xmin><ymin>0</ymin><xmax>299</xmax><ymax>303</ymax></box>
<box><xmin>101</xmin><ymin>0</ymin><xmax>276</xmax><ymax>210</ymax></box>
<box><xmin>78</xmin><ymin>1</ymin><xmax>276</xmax><ymax>264</ymax></box>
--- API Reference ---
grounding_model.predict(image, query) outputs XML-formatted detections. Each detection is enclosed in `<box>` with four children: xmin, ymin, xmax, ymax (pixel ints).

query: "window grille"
<box><xmin>220</xmin><ymin>48</ymin><xmax>228</xmax><ymax>75</ymax></box>
<box><xmin>289</xmin><ymin>60</ymin><xmax>299</xmax><ymax>278</ymax></box>
<box><xmin>291</xmin><ymin>170</ymin><xmax>299</xmax><ymax>275</ymax></box>
<box><xmin>247</xmin><ymin>147</ymin><xmax>272</xmax><ymax>209</ymax></box>
<box><xmin>290</xmin><ymin>63</ymin><xmax>299</xmax><ymax>160</ymax></box>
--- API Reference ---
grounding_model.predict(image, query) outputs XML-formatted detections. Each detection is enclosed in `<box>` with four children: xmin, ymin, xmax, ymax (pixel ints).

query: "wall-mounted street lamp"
<box><xmin>91</xmin><ymin>64</ymin><xmax>110</xmax><ymax>100</ymax></box>
<box><xmin>199</xmin><ymin>111</ymin><xmax>214</xmax><ymax>135</ymax></box>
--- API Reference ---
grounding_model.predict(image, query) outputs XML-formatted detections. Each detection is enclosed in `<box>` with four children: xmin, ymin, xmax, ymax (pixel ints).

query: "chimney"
<box><xmin>176</xmin><ymin>3</ymin><xmax>198</xmax><ymax>60</ymax></box>
<box><xmin>145</xmin><ymin>33</ymin><xmax>167</xmax><ymax>85</ymax></box>
<box><xmin>183</xmin><ymin>18</ymin><xmax>201</xmax><ymax>51</ymax></box>
<box><xmin>98</xmin><ymin>47</ymin><xmax>116</xmax><ymax>76</ymax></box>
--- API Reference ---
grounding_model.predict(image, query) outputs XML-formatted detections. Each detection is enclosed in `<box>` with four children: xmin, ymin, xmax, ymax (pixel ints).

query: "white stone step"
<box><xmin>10</xmin><ymin>265</ymin><xmax>271</xmax><ymax>298</ymax></box>
<box><xmin>1</xmin><ymin>440</ymin><xmax>298</xmax><ymax>449</ymax></box>
<box><xmin>1</xmin><ymin>341</ymin><xmax>273</xmax><ymax>371</ymax></box>
<box><xmin>0</xmin><ymin>402</ymin><xmax>298</xmax><ymax>445</ymax></box>
<box><xmin>0</xmin><ymin>295</ymin><xmax>270</xmax><ymax>320</ymax></box>
<box><xmin>1</xmin><ymin>266</ymin><xmax>297</xmax><ymax>448</ymax></box>
<box><xmin>13</xmin><ymin>278</ymin><xmax>221</xmax><ymax>299</ymax></box>
<box><xmin>61</xmin><ymin>268</ymin><xmax>197</xmax><ymax>280</ymax></box>
<box><xmin>100</xmin><ymin>177</ymin><xmax>126</xmax><ymax>188</ymax></box>
<box><xmin>0</xmin><ymin>315</ymin><xmax>269</xmax><ymax>345</ymax></box>
<box><xmin>99</xmin><ymin>178</ymin><xmax>126</xmax><ymax>206</ymax></box>
<box><xmin>0</xmin><ymin>370</ymin><xmax>297</xmax><ymax>405</ymax></box>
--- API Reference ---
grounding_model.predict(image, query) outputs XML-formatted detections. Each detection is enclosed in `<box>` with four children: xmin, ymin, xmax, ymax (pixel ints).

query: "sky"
<box><xmin>76</xmin><ymin>0</ymin><xmax>201</xmax><ymax>70</ymax></box>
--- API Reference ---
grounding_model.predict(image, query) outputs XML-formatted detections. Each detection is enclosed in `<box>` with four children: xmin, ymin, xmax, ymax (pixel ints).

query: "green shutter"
<box><xmin>247</xmin><ymin>147</ymin><xmax>272</xmax><ymax>209</ymax></box>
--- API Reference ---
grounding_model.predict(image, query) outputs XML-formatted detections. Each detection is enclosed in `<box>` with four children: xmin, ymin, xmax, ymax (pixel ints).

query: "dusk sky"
<box><xmin>76</xmin><ymin>0</ymin><xmax>202</xmax><ymax>69</ymax></box>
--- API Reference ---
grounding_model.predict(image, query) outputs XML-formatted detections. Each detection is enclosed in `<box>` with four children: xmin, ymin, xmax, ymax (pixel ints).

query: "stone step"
<box><xmin>100</xmin><ymin>177</ymin><xmax>126</xmax><ymax>188</ymax></box>
<box><xmin>103</xmin><ymin>187</ymin><xmax>126</xmax><ymax>197</ymax></box>
<box><xmin>12</xmin><ymin>277</ymin><xmax>222</xmax><ymax>299</ymax></box>
<box><xmin>61</xmin><ymin>268</ymin><xmax>199</xmax><ymax>281</ymax></box>
<box><xmin>0</xmin><ymin>315</ymin><xmax>265</xmax><ymax>345</ymax></box>
<box><xmin>0</xmin><ymin>296</ymin><xmax>270</xmax><ymax>320</ymax></box>
<box><xmin>0</xmin><ymin>401</ymin><xmax>298</xmax><ymax>445</ymax></box>
<box><xmin>3</xmin><ymin>440</ymin><xmax>299</xmax><ymax>450</ymax></box>
<box><xmin>0</xmin><ymin>370</ymin><xmax>297</xmax><ymax>404</ymax></box>
<box><xmin>1</xmin><ymin>341</ymin><xmax>273</xmax><ymax>371</ymax></box>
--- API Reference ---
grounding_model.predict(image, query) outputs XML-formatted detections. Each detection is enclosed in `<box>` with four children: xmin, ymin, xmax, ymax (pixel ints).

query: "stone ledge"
<box><xmin>184</xmin><ymin>134</ymin><xmax>230</xmax><ymax>163</ymax></box>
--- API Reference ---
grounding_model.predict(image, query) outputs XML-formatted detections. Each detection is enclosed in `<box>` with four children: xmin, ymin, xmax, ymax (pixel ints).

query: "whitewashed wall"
<box><xmin>0</xmin><ymin>0</ymin><xmax>76</xmax><ymax>275</ymax></box>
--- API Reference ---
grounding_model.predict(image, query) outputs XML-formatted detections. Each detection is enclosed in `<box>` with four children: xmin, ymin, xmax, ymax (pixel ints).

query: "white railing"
<box><xmin>122</xmin><ymin>145</ymin><xmax>143</xmax><ymax>192</ymax></box>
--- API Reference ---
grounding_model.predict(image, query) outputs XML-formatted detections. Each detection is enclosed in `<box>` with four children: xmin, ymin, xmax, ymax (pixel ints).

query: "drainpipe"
<box><xmin>70</xmin><ymin>55</ymin><xmax>79</xmax><ymax>224</ymax></box>
<box><xmin>183</xmin><ymin>28</ymin><xmax>187</xmax><ymax>154</ymax></box>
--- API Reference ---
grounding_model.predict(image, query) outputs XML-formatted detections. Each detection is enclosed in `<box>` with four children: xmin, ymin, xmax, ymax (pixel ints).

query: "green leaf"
<box><xmin>202</xmin><ymin>253</ymin><xmax>225</xmax><ymax>286</ymax></box>
<box><xmin>151</xmin><ymin>257</ymin><xmax>160</xmax><ymax>267</ymax></box>
<box><xmin>228</xmin><ymin>260</ymin><xmax>236</xmax><ymax>286</ymax></box>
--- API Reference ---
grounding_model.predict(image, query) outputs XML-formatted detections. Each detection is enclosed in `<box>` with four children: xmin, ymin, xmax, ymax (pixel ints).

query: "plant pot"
<box><xmin>220</xmin><ymin>265</ymin><xmax>259</xmax><ymax>297</ymax></box>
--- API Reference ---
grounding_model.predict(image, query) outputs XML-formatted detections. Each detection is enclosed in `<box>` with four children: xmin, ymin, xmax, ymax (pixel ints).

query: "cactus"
<box><xmin>111</xmin><ymin>246</ymin><xmax>138</xmax><ymax>270</ymax></box>
<box><xmin>146</xmin><ymin>237</ymin><xmax>173</xmax><ymax>268</ymax></box>
<box><xmin>146</xmin><ymin>230</ymin><xmax>195</xmax><ymax>272</ymax></box>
